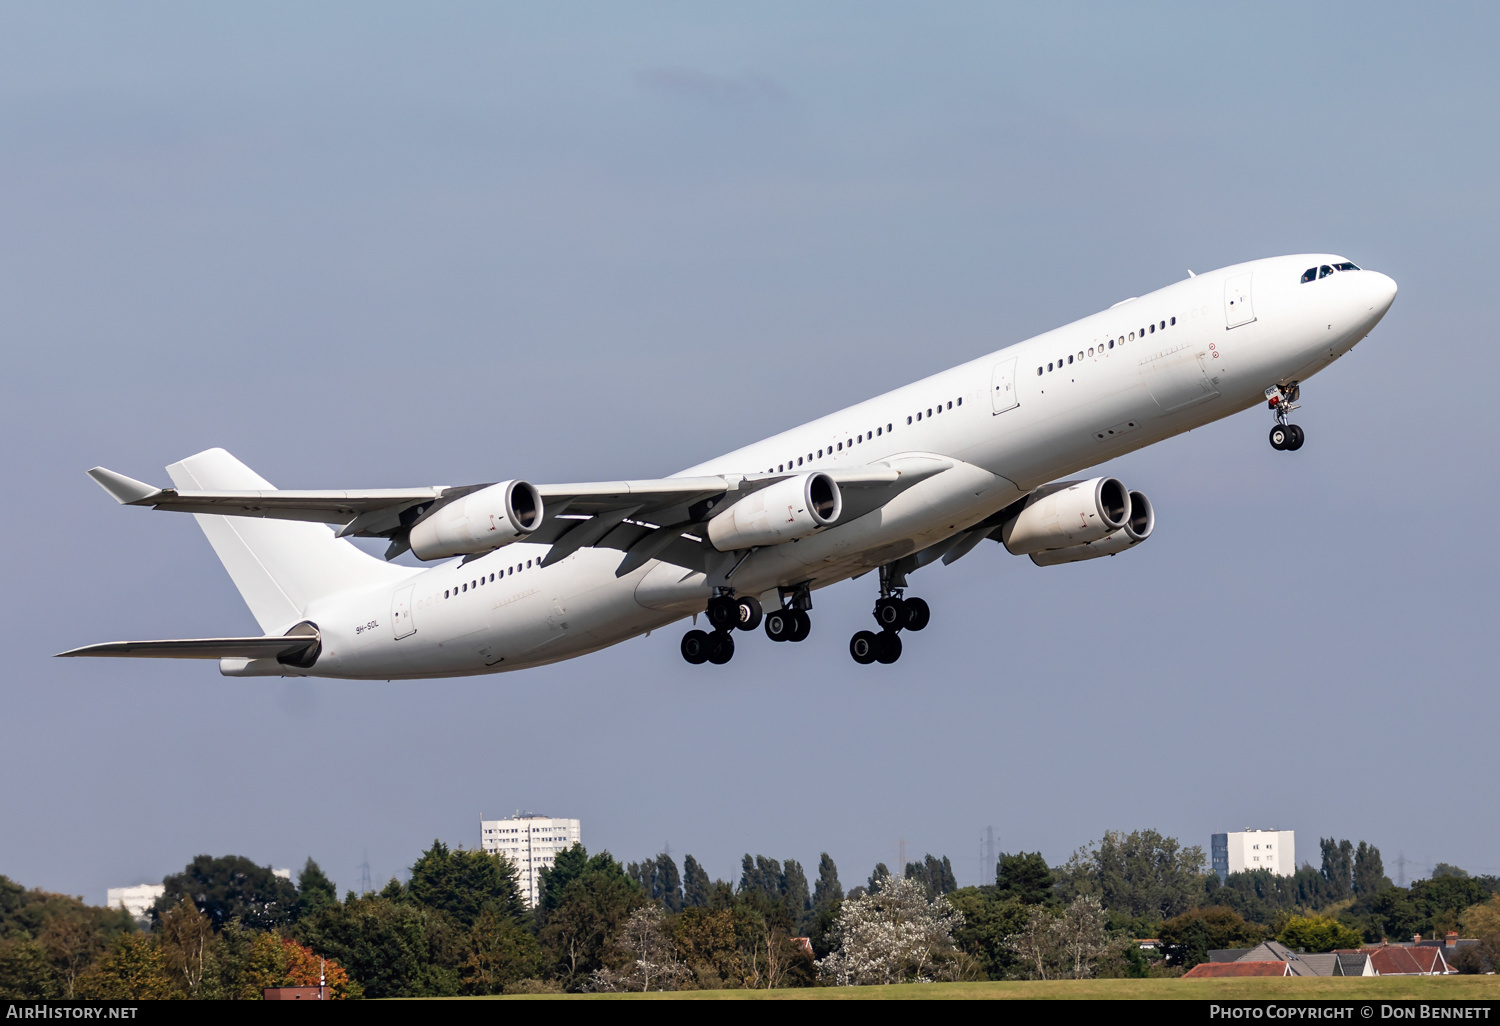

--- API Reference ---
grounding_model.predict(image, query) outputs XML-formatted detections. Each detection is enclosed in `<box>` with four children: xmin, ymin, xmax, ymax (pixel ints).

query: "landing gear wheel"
<box><xmin>902</xmin><ymin>597</ymin><xmax>930</xmax><ymax>631</ymax></box>
<box><xmin>788</xmin><ymin>609</ymin><xmax>812</xmax><ymax>642</ymax></box>
<box><xmin>1285</xmin><ymin>424</ymin><xmax>1305</xmax><ymax>451</ymax></box>
<box><xmin>874</xmin><ymin>597</ymin><xmax>907</xmax><ymax>630</ymax></box>
<box><xmin>705</xmin><ymin>595</ymin><xmax>739</xmax><ymax>631</ymax></box>
<box><xmin>874</xmin><ymin>630</ymin><xmax>903</xmax><ymax>664</ymax></box>
<box><xmin>681</xmin><ymin>629</ymin><xmax>710</xmax><ymax>664</ymax></box>
<box><xmin>1269</xmin><ymin>425</ymin><xmax>1290</xmax><ymax>450</ymax></box>
<box><xmin>706</xmin><ymin>630</ymin><xmax>735</xmax><ymax>665</ymax></box>
<box><xmin>735</xmin><ymin>595</ymin><xmax>763</xmax><ymax>632</ymax></box>
<box><xmin>850</xmin><ymin>631</ymin><xmax>878</xmax><ymax>664</ymax></box>
<box><xmin>764</xmin><ymin>609</ymin><xmax>794</xmax><ymax>642</ymax></box>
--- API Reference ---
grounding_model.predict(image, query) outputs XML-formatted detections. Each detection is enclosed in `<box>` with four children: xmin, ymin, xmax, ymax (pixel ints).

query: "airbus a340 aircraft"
<box><xmin>61</xmin><ymin>255</ymin><xmax>1395</xmax><ymax>676</ymax></box>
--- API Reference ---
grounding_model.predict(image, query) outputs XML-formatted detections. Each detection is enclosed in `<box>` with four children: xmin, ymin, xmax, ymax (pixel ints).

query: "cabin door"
<box><xmin>991</xmin><ymin>357</ymin><xmax>1020</xmax><ymax>414</ymax></box>
<box><xmin>391</xmin><ymin>584</ymin><xmax>417</xmax><ymax>640</ymax></box>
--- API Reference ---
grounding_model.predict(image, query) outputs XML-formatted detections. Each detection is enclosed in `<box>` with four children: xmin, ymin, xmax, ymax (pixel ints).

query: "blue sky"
<box><xmin>3</xmin><ymin>2</ymin><xmax>1496</xmax><ymax>901</ymax></box>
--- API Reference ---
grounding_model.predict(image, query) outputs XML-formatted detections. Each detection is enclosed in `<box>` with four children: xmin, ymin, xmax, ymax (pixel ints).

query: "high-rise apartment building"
<box><xmin>480</xmin><ymin>814</ymin><xmax>582</xmax><ymax>907</ymax></box>
<box><xmin>1212</xmin><ymin>828</ymin><xmax>1295</xmax><ymax>880</ymax></box>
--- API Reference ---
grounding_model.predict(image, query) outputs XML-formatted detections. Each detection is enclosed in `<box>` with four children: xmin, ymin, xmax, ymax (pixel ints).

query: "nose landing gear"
<box><xmin>850</xmin><ymin>564</ymin><xmax>929</xmax><ymax>664</ymax></box>
<box><xmin>1266</xmin><ymin>384</ymin><xmax>1305</xmax><ymax>451</ymax></box>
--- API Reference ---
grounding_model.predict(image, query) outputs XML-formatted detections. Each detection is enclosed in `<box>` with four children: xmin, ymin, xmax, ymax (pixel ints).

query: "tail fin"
<box><xmin>167</xmin><ymin>448</ymin><xmax>415</xmax><ymax>633</ymax></box>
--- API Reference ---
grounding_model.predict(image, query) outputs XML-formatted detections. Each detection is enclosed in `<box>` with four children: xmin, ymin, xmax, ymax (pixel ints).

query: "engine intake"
<box><xmin>1000</xmin><ymin>477</ymin><xmax>1130</xmax><ymax>556</ymax></box>
<box><xmin>707</xmin><ymin>473</ymin><xmax>842</xmax><ymax>552</ymax></box>
<box><xmin>409</xmin><ymin>479</ymin><xmax>543</xmax><ymax>561</ymax></box>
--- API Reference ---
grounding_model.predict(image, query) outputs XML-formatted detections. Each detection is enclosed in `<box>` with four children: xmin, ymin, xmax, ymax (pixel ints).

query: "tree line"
<box><xmin>4</xmin><ymin>829</ymin><xmax>1499</xmax><ymax>996</ymax></box>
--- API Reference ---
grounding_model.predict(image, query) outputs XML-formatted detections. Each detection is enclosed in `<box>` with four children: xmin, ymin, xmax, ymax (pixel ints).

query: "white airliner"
<box><xmin>61</xmin><ymin>255</ymin><xmax>1396</xmax><ymax>676</ymax></box>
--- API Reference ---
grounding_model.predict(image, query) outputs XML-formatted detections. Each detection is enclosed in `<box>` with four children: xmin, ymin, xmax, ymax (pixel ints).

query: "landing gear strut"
<box><xmin>1265</xmin><ymin>383</ymin><xmax>1305</xmax><ymax>451</ymax></box>
<box><xmin>683</xmin><ymin>590</ymin><xmax>763</xmax><ymax>665</ymax></box>
<box><xmin>850</xmin><ymin>563</ymin><xmax>929</xmax><ymax>664</ymax></box>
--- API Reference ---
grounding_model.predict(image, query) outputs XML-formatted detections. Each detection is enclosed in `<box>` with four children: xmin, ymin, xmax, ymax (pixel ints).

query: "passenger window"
<box><xmin>956</xmin><ymin>397</ymin><xmax>961</xmax><ymax>406</ymax></box>
<box><xmin>490</xmin><ymin>573</ymin><xmax>495</xmax><ymax>582</ymax></box>
<box><xmin>1170</xmin><ymin>317</ymin><xmax>1176</xmax><ymax>325</ymax></box>
<box><xmin>946</xmin><ymin>401</ymin><xmax>952</xmax><ymax>409</ymax></box>
<box><xmin>1077</xmin><ymin>352</ymin><xmax>1083</xmax><ymax>361</ymax></box>
<box><xmin>527</xmin><ymin>559</ymin><xmax>533</xmax><ymax>568</ymax></box>
<box><xmin>444</xmin><ymin>590</ymin><xmax>449</xmax><ymax>598</ymax></box>
<box><xmin>1148</xmin><ymin>324</ymin><xmax>1154</xmax><ymax>333</ymax></box>
<box><xmin>927</xmin><ymin>408</ymin><xmax>932</xmax><ymax>417</ymax></box>
<box><xmin>1107</xmin><ymin>340</ymin><xmax>1113</xmax><ymax>349</ymax></box>
<box><xmin>797</xmin><ymin>457</ymin><xmax>803</xmax><ymax>465</ymax></box>
<box><xmin>887</xmin><ymin>423</ymin><xmax>892</xmax><ymax>431</ymax></box>
<box><xmin>1318</xmin><ymin>265</ymin><xmax>1333</xmax><ymax>278</ymax></box>
<box><xmin>1118</xmin><ymin>336</ymin><xmax>1124</xmax><ymax>345</ymax></box>
<box><xmin>1047</xmin><ymin>362</ymin><xmax>1053</xmax><ymax>371</ymax></box>
<box><xmin>1067</xmin><ymin>355</ymin><xmax>1073</xmax><ymax>365</ymax></box>
<box><xmin>1128</xmin><ymin>332</ymin><xmax>1135</xmax><ymax>341</ymax></box>
<box><xmin>1160</xmin><ymin>321</ymin><xmax>1165</xmax><ymax>329</ymax></box>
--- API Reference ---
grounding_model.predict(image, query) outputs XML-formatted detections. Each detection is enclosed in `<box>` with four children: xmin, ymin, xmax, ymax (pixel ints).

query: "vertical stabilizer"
<box><xmin>167</xmin><ymin>448</ymin><xmax>415</xmax><ymax>633</ymax></box>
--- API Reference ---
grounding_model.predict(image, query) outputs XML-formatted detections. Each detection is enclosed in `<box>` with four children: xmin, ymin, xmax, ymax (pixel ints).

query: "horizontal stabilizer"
<box><xmin>56</xmin><ymin>634</ymin><xmax>319</xmax><ymax>661</ymax></box>
<box><xmin>88</xmin><ymin>467</ymin><xmax>164</xmax><ymax>505</ymax></box>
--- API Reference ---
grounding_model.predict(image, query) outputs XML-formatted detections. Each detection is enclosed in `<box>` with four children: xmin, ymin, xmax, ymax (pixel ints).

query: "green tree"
<box><xmin>0</xmin><ymin>939</ymin><xmax>59</xmax><ymax>998</ymax></box>
<box><xmin>905</xmin><ymin>854</ymin><xmax>958</xmax><ymax>898</ymax></box>
<box><xmin>812</xmin><ymin>853</ymin><xmax>843</xmax><ymax>910</ymax></box>
<box><xmin>407</xmin><ymin>840</ymin><xmax>525</xmax><ymax>928</ymax></box>
<box><xmin>626</xmin><ymin>854</ymin><xmax>683</xmax><ymax>914</ymax></box>
<box><xmin>1158</xmin><ymin>906</ymin><xmax>1267</xmax><ymax>969</ymax></box>
<box><xmin>995</xmin><ymin>852</ymin><xmax>1055</xmax><ymax>905</ymax></box>
<box><xmin>1320</xmin><ymin>838</ymin><xmax>1355</xmax><ymax>900</ymax></box>
<box><xmin>536</xmin><ymin>849</ymin><xmax>646</xmax><ymax>990</ymax></box>
<box><xmin>294</xmin><ymin>859</ymin><xmax>338</xmax><ymax>920</ymax></box>
<box><xmin>1062</xmin><ymin>829</ymin><xmax>1205</xmax><ymax>921</ymax></box>
<box><xmin>1353</xmin><ymin>842</ymin><xmax>1389</xmax><ymax>898</ymax></box>
<box><xmin>867</xmin><ymin>863</ymin><xmax>891</xmax><ymax>893</ymax></box>
<box><xmin>157</xmin><ymin>897</ymin><xmax>214</xmax><ymax>998</ymax></box>
<box><xmin>536</xmin><ymin>843</ymin><xmax>589</xmax><ymax>917</ymax></box>
<box><xmin>682</xmin><ymin>855</ymin><xmax>713</xmax><ymax>909</ymax></box>
<box><xmin>1277</xmin><ymin>914</ymin><xmax>1363</xmax><ymax>952</ymax></box>
<box><xmin>782</xmin><ymin>860</ymin><xmax>811</xmax><ymax>933</ymax></box>
<box><xmin>293</xmin><ymin>893</ymin><xmax>463</xmax><ymax>998</ymax></box>
<box><xmin>946</xmin><ymin>888</ymin><xmax>1030</xmax><ymax>979</ymax></box>
<box><xmin>460</xmin><ymin>908</ymin><xmax>542</xmax><ymax>995</ymax></box>
<box><xmin>156</xmin><ymin>855</ymin><xmax>298</xmax><ymax>932</ymax></box>
<box><xmin>73</xmin><ymin>935</ymin><xmax>174</xmax><ymax>1001</ymax></box>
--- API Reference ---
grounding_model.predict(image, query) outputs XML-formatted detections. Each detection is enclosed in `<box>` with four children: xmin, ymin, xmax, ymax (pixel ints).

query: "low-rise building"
<box><xmin>106</xmin><ymin>883</ymin><xmax>164</xmax><ymax>927</ymax></box>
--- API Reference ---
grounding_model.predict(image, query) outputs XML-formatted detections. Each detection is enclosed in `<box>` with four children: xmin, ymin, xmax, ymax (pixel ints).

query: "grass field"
<box><xmin>490</xmin><ymin>976</ymin><xmax>1500</xmax><ymax>1000</ymax></box>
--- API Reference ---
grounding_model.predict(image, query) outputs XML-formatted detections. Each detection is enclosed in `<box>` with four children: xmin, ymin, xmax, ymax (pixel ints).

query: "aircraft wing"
<box><xmin>56</xmin><ymin>634</ymin><xmax>318</xmax><ymax>660</ymax></box>
<box><xmin>87</xmin><ymin>458</ymin><xmax>948</xmax><ymax>570</ymax></box>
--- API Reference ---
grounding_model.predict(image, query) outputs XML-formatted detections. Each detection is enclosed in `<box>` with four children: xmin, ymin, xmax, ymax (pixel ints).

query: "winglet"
<box><xmin>88</xmin><ymin>466</ymin><xmax>167</xmax><ymax>505</ymax></box>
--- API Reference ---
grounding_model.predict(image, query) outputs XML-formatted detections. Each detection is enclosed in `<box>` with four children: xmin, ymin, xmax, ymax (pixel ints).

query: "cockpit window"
<box><xmin>1318</xmin><ymin>265</ymin><xmax>1334</xmax><ymax>279</ymax></box>
<box><xmin>1302</xmin><ymin>261</ymin><xmax>1362</xmax><ymax>283</ymax></box>
<box><xmin>1301</xmin><ymin>267</ymin><xmax>1317</xmax><ymax>283</ymax></box>
<box><xmin>1333</xmin><ymin>261</ymin><xmax>1361</xmax><ymax>271</ymax></box>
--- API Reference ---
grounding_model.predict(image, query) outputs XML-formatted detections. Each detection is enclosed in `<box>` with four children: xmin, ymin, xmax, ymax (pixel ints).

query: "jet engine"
<box><xmin>409</xmin><ymin>479</ymin><xmax>544</xmax><ymax>560</ymax></box>
<box><xmin>1029</xmin><ymin>490</ymin><xmax>1154</xmax><ymax>565</ymax></box>
<box><xmin>999</xmin><ymin>477</ymin><xmax>1130</xmax><ymax>556</ymax></box>
<box><xmin>706</xmin><ymin>472</ymin><xmax>842</xmax><ymax>552</ymax></box>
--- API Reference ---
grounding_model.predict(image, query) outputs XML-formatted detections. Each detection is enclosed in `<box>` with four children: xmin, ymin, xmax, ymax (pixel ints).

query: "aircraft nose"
<box><xmin>1367</xmin><ymin>271</ymin><xmax>1398</xmax><ymax>314</ymax></box>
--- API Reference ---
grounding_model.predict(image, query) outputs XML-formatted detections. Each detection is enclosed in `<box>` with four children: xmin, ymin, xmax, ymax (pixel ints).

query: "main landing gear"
<box><xmin>1265</xmin><ymin>383</ymin><xmax>1305</xmax><ymax>451</ymax></box>
<box><xmin>764</xmin><ymin>581</ymin><xmax>812</xmax><ymax>644</ymax></box>
<box><xmin>850</xmin><ymin>565</ymin><xmax>929</xmax><ymax>665</ymax></box>
<box><xmin>681</xmin><ymin>590</ymin><xmax>762</xmax><ymax>665</ymax></box>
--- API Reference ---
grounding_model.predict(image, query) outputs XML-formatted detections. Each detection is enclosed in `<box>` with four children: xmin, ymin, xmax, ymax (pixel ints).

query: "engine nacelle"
<box><xmin>1000</xmin><ymin>477</ymin><xmax>1130</xmax><ymax>556</ymax></box>
<box><xmin>707</xmin><ymin>473</ymin><xmax>842</xmax><ymax>552</ymax></box>
<box><xmin>1029</xmin><ymin>490</ymin><xmax>1154</xmax><ymax>565</ymax></box>
<box><xmin>409</xmin><ymin>479</ymin><xmax>544</xmax><ymax>561</ymax></box>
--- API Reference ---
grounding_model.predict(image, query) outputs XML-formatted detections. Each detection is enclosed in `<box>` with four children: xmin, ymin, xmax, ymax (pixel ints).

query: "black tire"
<box><xmin>850</xmin><ymin>631</ymin><xmax>878</xmax><ymax>664</ymax></box>
<box><xmin>707</xmin><ymin>630</ymin><xmax>735</xmax><ymax>665</ymax></box>
<box><xmin>706</xmin><ymin>595</ymin><xmax>739</xmax><ymax>631</ymax></box>
<box><xmin>735</xmin><ymin>595</ymin><xmax>763</xmax><ymax>632</ymax></box>
<box><xmin>764</xmin><ymin>610</ymin><xmax>793</xmax><ymax>642</ymax></box>
<box><xmin>874</xmin><ymin>630</ymin><xmax>903</xmax><ymax>664</ymax></box>
<box><xmin>903</xmin><ymin>597</ymin><xmax>930</xmax><ymax>631</ymax></box>
<box><xmin>789</xmin><ymin>609</ymin><xmax>812</xmax><ymax>642</ymax></box>
<box><xmin>874</xmin><ymin>596</ymin><xmax>906</xmax><ymax>630</ymax></box>
<box><xmin>1286</xmin><ymin>424</ymin><xmax>1305</xmax><ymax>451</ymax></box>
<box><xmin>681</xmin><ymin>630</ymin><xmax>710</xmax><ymax>664</ymax></box>
<box><xmin>1269</xmin><ymin>425</ymin><xmax>1290</xmax><ymax>450</ymax></box>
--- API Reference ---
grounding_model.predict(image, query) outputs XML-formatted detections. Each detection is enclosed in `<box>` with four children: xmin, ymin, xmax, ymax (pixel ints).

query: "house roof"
<box><xmin>1239</xmin><ymin>940</ymin><xmax>1298</xmax><ymax>962</ymax></box>
<box><xmin>1336</xmin><ymin>946</ymin><xmax>1453</xmax><ymax>975</ymax></box>
<box><xmin>1210</xmin><ymin>948</ymin><xmax>1253</xmax><ymax>963</ymax></box>
<box><xmin>1337</xmin><ymin>953</ymin><xmax>1372</xmax><ymax>977</ymax></box>
<box><xmin>1295</xmin><ymin>953</ymin><xmax>1340</xmax><ymax>977</ymax></box>
<box><xmin>1185</xmin><ymin>961</ymin><xmax>1291</xmax><ymax>978</ymax></box>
